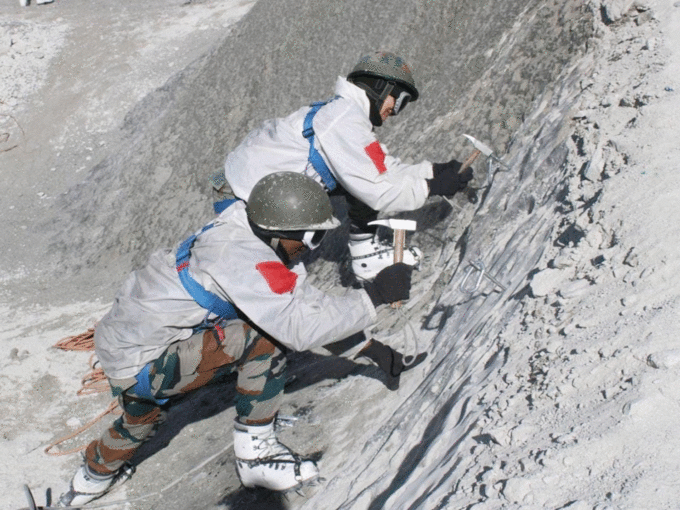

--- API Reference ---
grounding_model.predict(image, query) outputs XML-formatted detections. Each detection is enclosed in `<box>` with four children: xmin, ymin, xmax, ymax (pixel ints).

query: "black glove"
<box><xmin>427</xmin><ymin>159</ymin><xmax>473</xmax><ymax>197</ymax></box>
<box><xmin>363</xmin><ymin>263</ymin><xmax>413</xmax><ymax>307</ymax></box>
<box><xmin>356</xmin><ymin>339</ymin><xmax>428</xmax><ymax>390</ymax></box>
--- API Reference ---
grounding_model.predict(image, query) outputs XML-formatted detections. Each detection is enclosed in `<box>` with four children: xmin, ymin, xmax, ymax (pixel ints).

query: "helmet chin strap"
<box><xmin>353</xmin><ymin>80</ymin><xmax>395</xmax><ymax>127</ymax></box>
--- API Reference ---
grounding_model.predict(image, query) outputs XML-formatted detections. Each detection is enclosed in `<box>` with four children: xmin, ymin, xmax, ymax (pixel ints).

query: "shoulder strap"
<box><xmin>175</xmin><ymin>203</ymin><xmax>240</xmax><ymax>321</ymax></box>
<box><xmin>302</xmin><ymin>97</ymin><xmax>340</xmax><ymax>191</ymax></box>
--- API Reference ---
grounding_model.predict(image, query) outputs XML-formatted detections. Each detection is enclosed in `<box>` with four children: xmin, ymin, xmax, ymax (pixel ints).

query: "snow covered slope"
<box><xmin>2</xmin><ymin>0</ymin><xmax>680</xmax><ymax>508</ymax></box>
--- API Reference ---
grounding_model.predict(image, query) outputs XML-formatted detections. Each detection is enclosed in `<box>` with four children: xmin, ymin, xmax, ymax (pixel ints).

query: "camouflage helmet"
<box><xmin>247</xmin><ymin>172</ymin><xmax>341</xmax><ymax>231</ymax></box>
<box><xmin>347</xmin><ymin>51</ymin><xmax>419</xmax><ymax>101</ymax></box>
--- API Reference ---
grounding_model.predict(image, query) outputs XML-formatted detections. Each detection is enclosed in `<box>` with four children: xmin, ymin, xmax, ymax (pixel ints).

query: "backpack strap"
<box><xmin>302</xmin><ymin>97</ymin><xmax>340</xmax><ymax>191</ymax></box>
<box><xmin>175</xmin><ymin>199</ymin><xmax>240</xmax><ymax>321</ymax></box>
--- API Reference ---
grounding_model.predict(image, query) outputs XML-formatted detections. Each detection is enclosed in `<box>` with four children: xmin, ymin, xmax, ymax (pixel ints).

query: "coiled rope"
<box><xmin>45</xmin><ymin>327</ymin><xmax>121</xmax><ymax>456</ymax></box>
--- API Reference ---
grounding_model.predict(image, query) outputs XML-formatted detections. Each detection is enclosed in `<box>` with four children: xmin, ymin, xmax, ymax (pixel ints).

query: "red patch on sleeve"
<box><xmin>364</xmin><ymin>141</ymin><xmax>387</xmax><ymax>174</ymax></box>
<box><xmin>256</xmin><ymin>261</ymin><xmax>298</xmax><ymax>294</ymax></box>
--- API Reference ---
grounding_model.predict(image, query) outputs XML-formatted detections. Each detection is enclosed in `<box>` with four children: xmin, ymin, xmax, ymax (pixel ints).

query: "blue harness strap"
<box><xmin>132</xmin><ymin>200</ymin><xmax>240</xmax><ymax>406</ymax></box>
<box><xmin>132</xmin><ymin>363</ymin><xmax>169</xmax><ymax>405</ymax></box>
<box><xmin>175</xmin><ymin>199</ymin><xmax>240</xmax><ymax>321</ymax></box>
<box><xmin>303</xmin><ymin>97</ymin><xmax>339</xmax><ymax>191</ymax></box>
<box><xmin>214</xmin><ymin>198</ymin><xmax>234</xmax><ymax>214</ymax></box>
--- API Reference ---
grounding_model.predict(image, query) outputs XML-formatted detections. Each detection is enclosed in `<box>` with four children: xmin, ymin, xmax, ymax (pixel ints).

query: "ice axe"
<box><xmin>461</xmin><ymin>134</ymin><xmax>509</xmax><ymax>171</ymax></box>
<box><xmin>458</xmin><ymin>134</ymin><xmax>512</xmax><ymax>203</ymax></box>
<box><xmin>368</xmin><ymin>218</ymin><xmax>417</xmax><ymax>308</ymax></box>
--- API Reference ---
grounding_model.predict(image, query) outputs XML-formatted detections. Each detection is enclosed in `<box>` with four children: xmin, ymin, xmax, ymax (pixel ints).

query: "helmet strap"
<box><xmin>350</xmin><ymin>78</ymin><xmax>395</xmax><ymax>127</ymax></box>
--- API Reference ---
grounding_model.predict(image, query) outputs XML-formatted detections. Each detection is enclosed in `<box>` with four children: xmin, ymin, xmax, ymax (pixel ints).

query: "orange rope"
<box><xmin>54</xmin><ymin>327</ymin><xmax>96</xmax><ymax>351</ymax></box>
<box><xmin>46</xmin><ymin>326</ymin><xmax>121</xmax><ymax>456</ymax></box>
<box><xmin>77</xmin><ymin>354</ymin><xmax>111</xmax><ymax>396</ymax></box>
<box><xmin>44</xmin><ymin>401</ymin><xmax>120</xmax><ymax>456</ymax></box>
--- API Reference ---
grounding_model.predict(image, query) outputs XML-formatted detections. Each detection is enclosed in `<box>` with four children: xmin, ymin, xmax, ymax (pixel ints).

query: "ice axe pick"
<box><xmin>461</xmin><ymin>134</ymin><xmax>509</xmax><ymax>171</ymax></box>
<box><xmin>368</xmin><ymin>218</ymin><xmax>417</xmax><ymax>308</ymax></box>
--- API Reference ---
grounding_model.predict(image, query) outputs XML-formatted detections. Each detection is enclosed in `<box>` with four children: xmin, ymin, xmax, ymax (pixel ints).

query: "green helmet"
<box><xmin>348</xmin><ymin>51</ymin><xmax>419</xmax><ymax>100</ymax></box>
<box><xmin>247</xmin><ymin>172</ymin><xmax>341</xmax><ymax>231</ymax></box>
<box><xmin>347</xmin><ymin>51</ymin><xmax>419</xmax><ymax>126</ymax></box>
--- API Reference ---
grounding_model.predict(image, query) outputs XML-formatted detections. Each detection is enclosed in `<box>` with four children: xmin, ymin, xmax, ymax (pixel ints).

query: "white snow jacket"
<box><xmin>224</xmin><ymin>77</ymin><xmax>433</xmax><ymax>214</ymax></box>
<box><xmin>95</xmin><ymin>201</ymin><xmax>377</xmax><ymax>380</ymax></box>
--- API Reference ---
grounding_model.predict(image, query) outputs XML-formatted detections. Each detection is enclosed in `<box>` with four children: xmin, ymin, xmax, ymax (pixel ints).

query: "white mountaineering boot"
<box><xmin>57</xmin><ymin>463</ymin><xmax>133</xmax><ymax>507</ymax></box>
<box><xmin>348</xmin><ymin>233</ymin><xmax>422</xmax><ymax>281</ymax></box>
<box><xmin>233</xmin><ymin>419</ymin><xmax>319</xmax><ymax>491</ymax></box>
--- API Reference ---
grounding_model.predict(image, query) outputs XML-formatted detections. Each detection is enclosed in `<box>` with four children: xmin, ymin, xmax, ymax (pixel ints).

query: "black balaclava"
<box><xmin>348</xmin><ymin>75</ymin><xmax>394</xmax><ymax>127</ymax></box>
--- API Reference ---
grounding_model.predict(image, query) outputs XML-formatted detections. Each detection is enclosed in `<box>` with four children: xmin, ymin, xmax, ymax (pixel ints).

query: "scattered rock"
<box><xmin>641</xmin><ymin>37</ymin><xmax>657</xmax><ymax>50</ymax></box>
<box><xmin>622</xmin><ymin>393</ymin><xmax>666</xmax><ymax>419</ymax></box>
<box><xmin>591</xmin><ymin>254</ymin><xmax>606</xmax><ymax>267</ymax></box>
<box><xmin>647</xmin><ymin>349</ymin><xmax>680</xmax><ymax>369</ymax></box>
<box><xmin>623</xmin><ymin>248</ymin><xmax>639</xmax><ymax>267</ymax></box>
<box><xmin>601</xmin><ymin>0</ymin><xmax>637</xmax><ymax>23</ymax></box>
<box><xmin>583</xmin><ymin>145</ymin><xmax>605</xmax><ymax>181</ymax></box>
<box><xmin>530</xmin><ymin>268</ymin><xmax>572</xmax><ymax>297</ymax></box>
<box><xmin>559</xmin><ymin>501</ymin><xmax>591</xmax><ymax>510</ymax></box>
<box><xmin>621</xmin><ymin>294</ymin><xmax>638</xmax><ymax>306</ymax></box>
<box><xmin>558</xmin><ymin>278</ymin><xmax>592</xmax><ymax>299</ymax></box>
<box><xmin>599</xmin><ymin>345</ymin><xmax>616</xmax><ymax>358</ymax></box>
<box><xmin>635</xmin><ymin>10</ymin><xmax>655</xmax><ymax>25</ymax></box>
<box><xmin>600</xmin><ymin>95</ymin><xmax>616</xmax><ymax>107</ymax></box>
<box><xmin>66</xmin><ymin>417</ymin><xmax>83</xmax><ymax>429</ymax></box>
<box><xmin>510</xmin><ymin>423</ymin><xmax>535</xmax><ymax>445</ymax></box>
<box><xmin>551</xmin><ymin>249</ymin><xmax>579</xmax><ymax>269</ymax></box>
<box><xmin>619</xmin><ymin>97</ymin><xmax>635</xmax><ymax>108</ymax></box>
<box><xmin>9</xmin><ymin>347</ymin><xmax>30</xmax><ymax>362</ymax></box>
<box><xmin>501</xmin><ymin>477</ymin><xmax>533</xmax><ymax>503</ymax></box>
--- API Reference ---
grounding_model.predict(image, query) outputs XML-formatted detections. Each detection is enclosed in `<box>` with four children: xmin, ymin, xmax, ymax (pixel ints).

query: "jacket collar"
<box><xmin>334</xmin><ymin>76</ymin><xmax>371</xmax><ymax>118</ymax></box>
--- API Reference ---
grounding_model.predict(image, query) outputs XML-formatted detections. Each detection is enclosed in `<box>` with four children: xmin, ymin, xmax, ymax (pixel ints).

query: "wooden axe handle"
<box><xmin>392</xmin><ymin>229</ymin><xmax>406</xmax><ymax>308</ymax></box>
<box><xmin>460</xmin><ymin>149</ymin><xmax>481</xmax><ymax>173</ymax></box>
<box><xmin>393</xmin><ymin>229</ymin><xmax>405</xmax><ymax>264</ymax></box>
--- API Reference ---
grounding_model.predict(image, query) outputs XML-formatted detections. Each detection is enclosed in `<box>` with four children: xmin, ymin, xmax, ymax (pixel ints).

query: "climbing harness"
<box><xmin>176</xmin><ymin>200</ymin><xmax>240</xmax><ymax>322</ymax></box>
<box><xmin>130</xmin><ymin>363</ymin><xmax>169</xmax><ymax>405</ymax></box>
<box><xmin>302</xmin><ymin>97</ymin><xmax>340</xmax><ymax>191</ymax></box>
<box><xmin>459</xmin><ymin>259</ymin><xmax>507</xmax><ymax>294</ymax></box>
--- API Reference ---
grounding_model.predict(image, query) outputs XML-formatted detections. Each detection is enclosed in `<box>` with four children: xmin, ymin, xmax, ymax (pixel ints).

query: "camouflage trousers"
<box><xmin>85</xmin><ymin>320</ymin><xmax>287</xmax><ymax>475</ymax></box>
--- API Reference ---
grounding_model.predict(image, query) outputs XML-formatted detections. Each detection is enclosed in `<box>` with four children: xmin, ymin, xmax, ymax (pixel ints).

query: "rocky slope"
<box><xmin>2</xmin><ymin>0</ymin><xmax>680</xmax><ymax>509</ymax></box>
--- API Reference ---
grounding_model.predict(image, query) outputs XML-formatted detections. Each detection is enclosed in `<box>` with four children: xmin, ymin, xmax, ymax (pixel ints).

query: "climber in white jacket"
<box><xmin>214</xmin><ymin>51</ymin><xmax>473</xmax><ymax>281</ymax></box>
<box><xmin>56</xmin><ymin>172</ymin><xmax>414</xmax><ymax>507</ymax></box>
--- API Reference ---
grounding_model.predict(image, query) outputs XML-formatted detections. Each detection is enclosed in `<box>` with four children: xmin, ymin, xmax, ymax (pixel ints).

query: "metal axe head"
<box><xmin>462</xmin><ymin>134</ymin><xmax>494</xmax><ymax>157</ymax></box>
<box><xmin>367</xmin><ymin>219</ymin><xmax>417</xmax><ymax>231</ymax></box>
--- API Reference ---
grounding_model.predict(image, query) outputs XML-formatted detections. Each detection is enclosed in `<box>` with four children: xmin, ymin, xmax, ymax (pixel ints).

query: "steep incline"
<box><xmin>35</xmin><ymin>0</ymin><xmax>604</xmax><ymax>508</ymax></box>
<box><xmin>40</xmin><ymin>0</ymin><xmax>593</xmax><ymax>302</ymax></box>
<box><xmin>6</xmin><ymin>0</ymin><xmax>680</xmax><ymax>508</ymax></box>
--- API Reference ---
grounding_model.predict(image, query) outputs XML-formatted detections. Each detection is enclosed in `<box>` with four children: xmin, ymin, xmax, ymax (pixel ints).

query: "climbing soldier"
<box><xmin>56</xmin><ymin>173</ymin><xmax>413</xmax><ymax>506</ymax></box>
<box><xmin>212</xmin><ymin>50</ymin><xmax>474</xmax><ymax>281</ymax></box>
